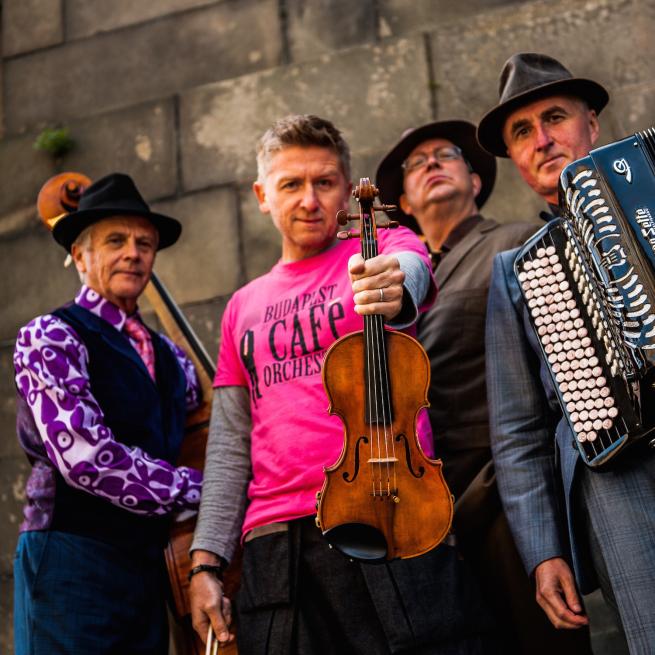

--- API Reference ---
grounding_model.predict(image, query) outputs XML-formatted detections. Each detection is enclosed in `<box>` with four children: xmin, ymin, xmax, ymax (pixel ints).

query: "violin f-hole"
<box><xmin>395</xmin><ymin>433</ymin><xmax>425</xmax><ymax>479</ymax></box>
<box><xmin>342</xmin><ymin>435</ymin><xmax>368</xmax><ymax>483</ymax></box>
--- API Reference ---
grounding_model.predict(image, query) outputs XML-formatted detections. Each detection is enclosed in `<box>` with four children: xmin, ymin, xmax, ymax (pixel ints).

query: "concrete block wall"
<box><xmin>1</xmin><ymin>1</ymin><xmax>653</xmax><ymax>652</ymax></box>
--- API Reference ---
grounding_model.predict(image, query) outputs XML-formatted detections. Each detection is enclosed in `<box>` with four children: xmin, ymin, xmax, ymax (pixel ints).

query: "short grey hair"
<box><xmin>256</xmin><ymin>114</ymin><xmax>351</xmax><ymax>183</ymax></box>
<box><xmin>71</xmin><ymin>224</ymin><xmax>95</xmax><ymax>284</ymax></box>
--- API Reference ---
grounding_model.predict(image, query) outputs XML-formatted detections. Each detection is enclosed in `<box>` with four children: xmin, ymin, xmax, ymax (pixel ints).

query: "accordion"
<box><xmin>514</xmin><ymin>129</ymin><xmax>655</xmax><ymax>467</ymax></box>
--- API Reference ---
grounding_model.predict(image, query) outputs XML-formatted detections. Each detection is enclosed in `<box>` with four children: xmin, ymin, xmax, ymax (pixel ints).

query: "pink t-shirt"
<box><xmin>215</xmin><ymin>226</ymin><xmax>436</xmax><ymax>537</ymax></box>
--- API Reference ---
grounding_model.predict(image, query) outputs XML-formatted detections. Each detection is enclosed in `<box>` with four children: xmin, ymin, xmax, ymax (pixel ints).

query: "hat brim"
<box><xmin>477</xmin><ymin>77</ymin><xmax>609</xmax><ymax>157</ymax></box>
<box><xmin>375</xmin><ymin>120</ymin><xmax>496</xmax><ymax>234</ymax></box>
<box><xmin>52</xmin><ymin>208</ymin><xmax>182</xmax><ymax>252</ymax></box>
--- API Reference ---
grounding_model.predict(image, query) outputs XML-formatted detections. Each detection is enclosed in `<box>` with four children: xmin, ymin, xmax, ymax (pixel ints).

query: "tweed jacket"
<box><xmin>418</xmin><ymin>216</ymin><xmax>538</xmax><ymax>536</ymax></box>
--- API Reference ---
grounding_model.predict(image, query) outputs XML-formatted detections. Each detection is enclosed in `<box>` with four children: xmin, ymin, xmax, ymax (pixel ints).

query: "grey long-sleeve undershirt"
<box><xmin>190</xmin><ymin>251</ymin><xmax>430</xmax><ymax>563</ymax></box>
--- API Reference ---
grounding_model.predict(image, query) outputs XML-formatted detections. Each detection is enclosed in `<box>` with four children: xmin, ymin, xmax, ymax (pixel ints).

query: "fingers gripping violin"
<box><xmin>316</xmin><ymin>179</ymin><xmax>453</xmax><ymax>562</ymax></box>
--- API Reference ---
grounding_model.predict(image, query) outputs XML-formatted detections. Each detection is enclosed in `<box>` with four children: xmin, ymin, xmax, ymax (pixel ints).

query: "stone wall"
<box><xmin>1</xmin><ymin>0</ymin><xmax>653</xmax><ymax>652</ymax></box>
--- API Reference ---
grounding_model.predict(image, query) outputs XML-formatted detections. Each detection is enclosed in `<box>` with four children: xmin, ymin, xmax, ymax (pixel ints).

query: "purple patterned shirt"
<box><xmin>14</xmin><ymin>286</ymin><xmax>203</xmax><ymax>532</ymax></box>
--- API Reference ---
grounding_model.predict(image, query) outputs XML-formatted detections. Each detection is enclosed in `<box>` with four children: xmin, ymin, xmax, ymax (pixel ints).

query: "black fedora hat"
<box><xmin>375</xmin><ymin>120</ymin><xmax>496</xmax><ymax>234</ymax></box>
<box><xmin>52</xmin><ymin>173</ymin><xmax>182</xmax><ymax>251</ymax></box>
<box><xmin>478</xmin><ymin>52</ymin><xmax>609</xmax><ymax>157</ymax></box>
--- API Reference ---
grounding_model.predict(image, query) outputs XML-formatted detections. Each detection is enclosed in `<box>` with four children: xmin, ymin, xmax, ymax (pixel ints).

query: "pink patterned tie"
<box><xmin>124</xmin><ymin>316</ymin><xmax>156</xmax><ymax>380</ymax></box>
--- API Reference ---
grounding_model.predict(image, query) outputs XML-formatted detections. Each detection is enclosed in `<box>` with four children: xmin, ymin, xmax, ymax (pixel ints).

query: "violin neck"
<box><xmin>361</xmin><ymin>220</ymin><xmax>393</xmax><ymax>425</ymax></box>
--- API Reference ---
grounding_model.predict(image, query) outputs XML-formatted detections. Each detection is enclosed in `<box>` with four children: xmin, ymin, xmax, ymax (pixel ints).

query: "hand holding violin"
<box><xmin>349</xmin><ymin>253</ymin><xmax>405</xmax><ymax>321</ymax></box>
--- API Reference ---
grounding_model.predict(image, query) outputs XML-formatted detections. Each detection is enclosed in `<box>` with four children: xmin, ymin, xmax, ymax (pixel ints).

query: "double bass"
<box><xmin>36</xmin><ymin>172</ymin><xmax>239</xmax><ymax>655</ymax></box>
<box><xmin>316</xmin><ymin>178</ymin><xmax>453</xmax><ymax>561</ymax></box>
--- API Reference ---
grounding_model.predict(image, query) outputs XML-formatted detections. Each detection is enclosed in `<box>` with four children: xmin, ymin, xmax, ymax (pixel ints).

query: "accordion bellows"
<box><xmin>515</xmin><ymin>129</ymin><xmax>655</xmax><ymax>467</ymax></box>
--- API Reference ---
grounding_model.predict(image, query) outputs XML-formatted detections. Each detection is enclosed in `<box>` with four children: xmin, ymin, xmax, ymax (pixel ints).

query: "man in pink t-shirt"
<box><xmin>189</xmin><ymin>115</ymin><xmax>497</xmax><ymax>654</ymax></box>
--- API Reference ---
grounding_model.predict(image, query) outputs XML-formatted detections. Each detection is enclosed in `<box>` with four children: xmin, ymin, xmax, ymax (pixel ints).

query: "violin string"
<box><xmin>365</xmin><ymin>213</ymin><xmax>384</xmax><ymax>496</ymax></box>
<box><xmin>364</xmin><ymin>208</ymin><xmax>386</xmax><ymax>496</ymax></box>
<box><xmin>375</xmin><ymin>313</ymin><xmax>392</xmax><ymax>496</ymax></box>
<box><xmin>362</xmin><ymin>211</ymin><xmax>377</xmax><ymax>496</ymax></box>
<box><xmin>378</xmin><ymin>313</ymin><xmax>397</xmax><ymax>495</ymax></box>
<box><xmin>368</xmin><ymin>205</ymin><xmax>394</xmax><ymax>496</ymax></box>
<box><xmin>364</xmin><ymin>205</ymin><xmax>392</xmax><ymax>497</ymax></box>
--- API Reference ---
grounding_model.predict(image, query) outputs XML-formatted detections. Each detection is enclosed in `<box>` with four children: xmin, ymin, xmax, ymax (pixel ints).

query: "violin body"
<box><xmin>316</xmin><ymin>177</ymin><xmax>453</xmax><ymax>562</ymax></box>
<box><xmin>317</xmin><ymin>328</ymin><xmax>453</xmax><ymax>561</ymax></box>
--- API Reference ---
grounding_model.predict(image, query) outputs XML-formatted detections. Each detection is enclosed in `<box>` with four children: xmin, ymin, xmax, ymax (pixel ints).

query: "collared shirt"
<box><xmin>14</xmin><ymin>285</ymin><xmax>202</xmax><ymax>530</ymax></box>
<box><xmin>430</xmin><ymin>214</ymin><xmax>483</xmax><ymax>270</ymax></box>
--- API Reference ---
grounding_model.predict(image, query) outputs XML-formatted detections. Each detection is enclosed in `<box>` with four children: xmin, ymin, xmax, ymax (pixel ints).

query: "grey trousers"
<box><xmin>577</xmin><ymin>450</ymin><xmax>655</xmax><ymax>655</ymax></box>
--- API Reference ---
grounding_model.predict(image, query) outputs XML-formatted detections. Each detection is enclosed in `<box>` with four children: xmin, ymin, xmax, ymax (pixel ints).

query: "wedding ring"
<box><xmin>379</xmin><ymin>288</ymin><xmax>385</xmax><ymax>302</ymax></box>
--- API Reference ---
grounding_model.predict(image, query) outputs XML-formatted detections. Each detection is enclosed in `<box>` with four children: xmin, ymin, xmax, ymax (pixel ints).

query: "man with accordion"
<box><xmin>480</xmin><ymin>52</ymin><xmax>655</xmax><ymax>653</ymax></box>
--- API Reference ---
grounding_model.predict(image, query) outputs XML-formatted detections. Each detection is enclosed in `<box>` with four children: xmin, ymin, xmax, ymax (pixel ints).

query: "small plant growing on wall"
<box><xmin>33</xmin><ymin>127</ymin><xmax>75</xmax><ymax>159</ymax></box>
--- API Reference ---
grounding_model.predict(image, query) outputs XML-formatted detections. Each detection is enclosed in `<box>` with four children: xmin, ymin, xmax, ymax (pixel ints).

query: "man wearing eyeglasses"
<box><xmin>376</xmin><ymin>122</ymin><xmax>590</xmax><ymax>654</ymax></box>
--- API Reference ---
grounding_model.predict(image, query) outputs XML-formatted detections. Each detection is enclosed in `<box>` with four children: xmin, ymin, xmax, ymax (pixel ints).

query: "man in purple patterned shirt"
<box><xmin>13</xmin><ymin>173</ymin><xmax>202</xmax><ymax>655</ymax></box>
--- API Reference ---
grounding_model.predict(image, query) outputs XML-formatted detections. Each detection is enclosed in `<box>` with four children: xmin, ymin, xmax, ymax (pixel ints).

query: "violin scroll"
<box><xmin>335</xmin><ymin>180</ymin><xmax>399</xmax><ymax>239</ymax></box>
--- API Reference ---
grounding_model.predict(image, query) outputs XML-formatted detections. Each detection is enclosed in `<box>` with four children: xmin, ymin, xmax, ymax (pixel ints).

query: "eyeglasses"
<box><xmin>401</xmin><ymin>145</ymin><xmax>464</xmax><ymax>173</ymax></box>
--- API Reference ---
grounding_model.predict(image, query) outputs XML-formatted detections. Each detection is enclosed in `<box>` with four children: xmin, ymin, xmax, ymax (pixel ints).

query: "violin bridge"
<box><xmin>367</xmin><ymin>457</ymin><xmax>399</xmax><ymax>463</ymax></box>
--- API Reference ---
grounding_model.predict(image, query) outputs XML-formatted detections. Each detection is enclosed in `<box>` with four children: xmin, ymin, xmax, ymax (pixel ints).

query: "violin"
<box><xmin>36</xmin><ymin>173</ymin><xmax>239</xmax><ymax>655</ymax></box>
<box><xmin>316</xmin><ymin>178</ymin><xmax>453</xmax><ymax>561</ymax></box>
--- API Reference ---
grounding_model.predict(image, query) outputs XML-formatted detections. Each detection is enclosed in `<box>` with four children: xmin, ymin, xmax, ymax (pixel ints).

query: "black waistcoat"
<box><xmin>49</xmin><ymin>303</ymin><xmax>187</xmax><ymax>549</ymax></box>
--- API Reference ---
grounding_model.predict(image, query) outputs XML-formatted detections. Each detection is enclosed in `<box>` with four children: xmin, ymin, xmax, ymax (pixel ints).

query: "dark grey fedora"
<box><xmin>477</xmin><ymin>52</ymin><xmax>609</xmax><ymax>157</ymax></box>
<box><xmin>52</xmin><ymin>173</ymin><xmax>182</xmax><ymax>252</ymax></box>
<box><xmin>375</xmin><ymin>120</ymin><xmax>496</xmax><ymax>234</ymax></box>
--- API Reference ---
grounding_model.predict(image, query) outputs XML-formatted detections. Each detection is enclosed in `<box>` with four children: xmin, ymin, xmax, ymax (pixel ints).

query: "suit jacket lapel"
<box><xmin>435</xmin><ymin>219</ymin><xmax>497</xmax><ymax>288</ymax></box>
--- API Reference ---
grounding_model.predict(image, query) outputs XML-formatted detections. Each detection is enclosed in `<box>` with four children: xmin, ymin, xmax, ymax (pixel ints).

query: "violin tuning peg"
<box><xmin>336</xmin><ymin>210</ymin><xmax>361</xmax><ymax>225</ymax></box>
<box><xmin>336</xmin><ymin>210</ymin><xmax>349</xmax><ymax>225</ymax></box>
<box><xmin>376</xmin><ymin>220</ymin><xmax>399</xmax><ymax>230</ymax></box>
<box><xmin>337</xmin><ymin>230</ymin><xmax>360</xmax><ymax>240</ymax></box>
<box><xmin>373</xmin><ymin>204</ymin><xmax>397</xmax><ymax>212</ymax></box>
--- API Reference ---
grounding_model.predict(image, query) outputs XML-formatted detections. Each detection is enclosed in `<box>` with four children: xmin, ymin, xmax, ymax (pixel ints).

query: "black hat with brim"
<box><xmin>375</xmin><ymin>120</ymin><xmax>496</xmax><ymax>234</ymax></box>
<box><xmin>52</xmin><ymin>173</ymin><xmax>182</xmax><ymax>251</ymax></box>
<box><xmin>477</xmin><ymin>52</ymin><xmax>609</xmax><ymax>158</ymax></box>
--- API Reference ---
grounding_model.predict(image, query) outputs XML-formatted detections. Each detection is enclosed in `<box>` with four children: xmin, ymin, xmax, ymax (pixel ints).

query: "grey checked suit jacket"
<box><xmin>486</xmin><ymin>242</ymin><xmax>655</xmax><ymax>602</ymax></box>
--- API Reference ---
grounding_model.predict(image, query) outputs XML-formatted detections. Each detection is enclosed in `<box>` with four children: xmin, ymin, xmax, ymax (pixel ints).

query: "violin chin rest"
<box><xmin>323</xmin><ymin>523</ymin><xmax>388</xmax><ymax>562</ymax></box>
